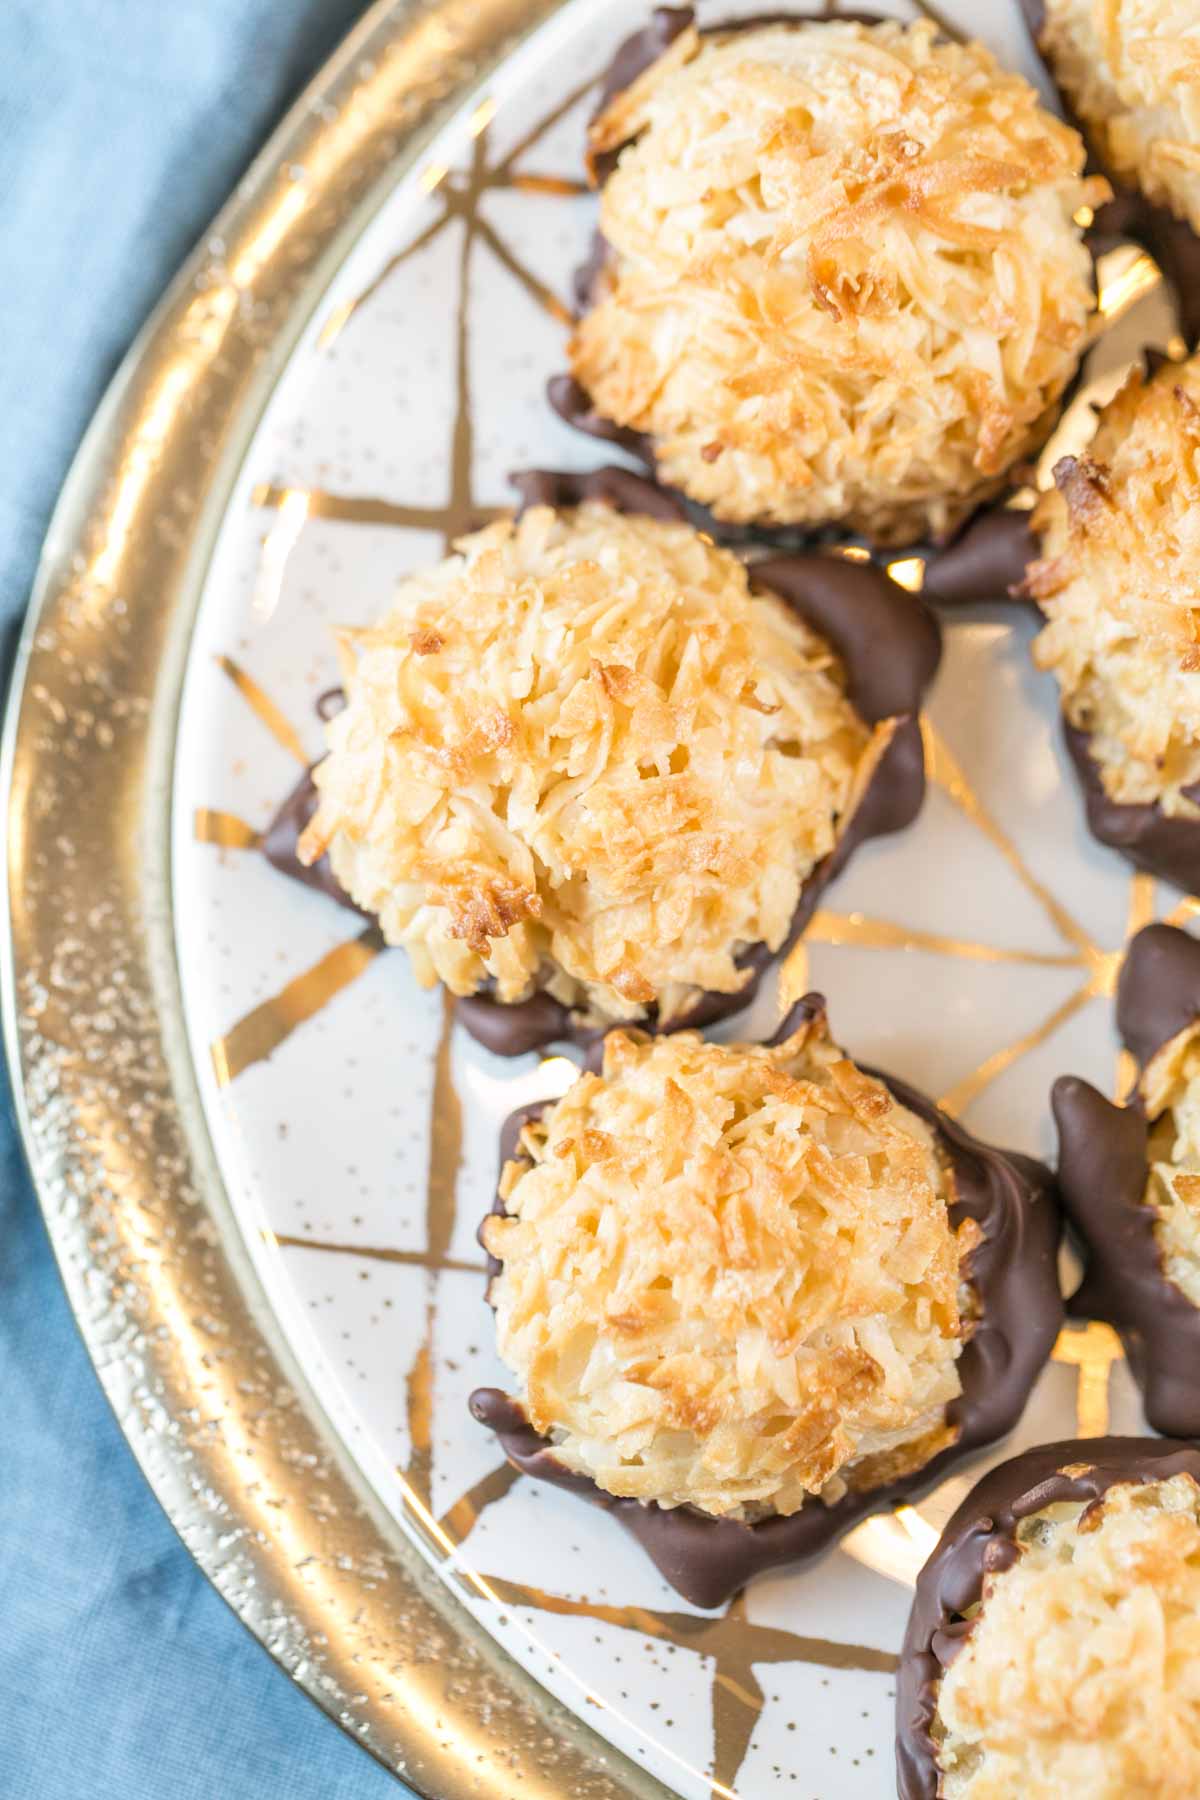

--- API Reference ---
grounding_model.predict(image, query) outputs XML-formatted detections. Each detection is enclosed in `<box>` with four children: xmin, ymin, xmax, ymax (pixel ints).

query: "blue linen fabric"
<box><xmin>1</xmin><ymin>3</ymin><xmax>414</xmax><ymax>1794</ymax></box>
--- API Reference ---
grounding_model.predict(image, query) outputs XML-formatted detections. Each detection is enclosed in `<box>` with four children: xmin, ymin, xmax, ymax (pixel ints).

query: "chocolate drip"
<box><xmin>509</xmin><ymin>461</ymin><xmax>688</xmax><ymax>524</ymax></box>
<box><xmin>588</xmin><ymin>7</ymin><xmax>695</xmax><ymax>183</ymax></box>
<box><xmin>1054</xmin><ymin>923</ymin><xmax>1200</xmax><ymax>1436</ymax></box>
<box><xmin>546</xmin><ymin>374</ymin><xmax>655</xmax><ymax>463</ymax></box>
<box><xmin>1063</xmin><ymin>722</ymin><xmax>1200</xmax><ymax>896</ymax></box>
<box><xmin>749</xmin><ymin>553</ymin><xmax>941</xmax><ymax>722</ymax></box>
<box><xmin>261</xmin><ymin>468</ymin><xmax>939</xmax><ymax>1058</ymax></box>
<box><xmin>1117</xmin><ymin>921</ymin><xmax>1200</xmax><ymax>1074</ymax></box>
<box><xmin>455</xmin><ymin>990</ymin><xmax>587</xmax><ymax>1061</ymax></box>
<box><xmin>896</xmin><ymin>1437</ymin><xmax>1200</xmax><ymax>1800</ymax></box>
<box><xmin>471</xmin><ymin>1002</ymin><xmax>1061</xmax><ymax>1608</ymax></box>
<box><xmin>261</xmin><ymin>762</ymin><xmax>365</xmax><ymax>914</ymax></box>
<box><xmin>920</xmin><ymin>510</ymin><xmax>1039</xmax><ymax>609</ymax></box>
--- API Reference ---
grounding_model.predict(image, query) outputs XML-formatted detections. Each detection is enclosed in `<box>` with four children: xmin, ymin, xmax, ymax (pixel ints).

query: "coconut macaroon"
<box><xmin>479</xmin><ymin>1012</ymin><xmax>976</xmax><ymax>1522</ymax></box>
<box><xmin>1037</xmin><ymin>0</ymin><xmax>1200</xmax><ymax>233</ymax></box>
<box><xmin>902</xmin><ymin>1452</ymin><xmax>1200</xmax><ymax>1800</ymax></box>
<box><xmin>568</xmin><ymin>16</ymin><xmax>1102</xmax><ymax>544</ymax></box>
<box><xmin>299</xmin><ymin>502</ymin><xmax>880</xmax><ymax>1030</ymax></box>
<box><xmin>1028</xmin><ymin>353</ymin><xmax>1200</xmax><ymax>817</ymax></box>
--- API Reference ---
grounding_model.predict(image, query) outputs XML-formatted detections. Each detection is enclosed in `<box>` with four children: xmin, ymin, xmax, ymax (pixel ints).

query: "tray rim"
<box><xmin>0</xmin><ymin>3</ymin><xmax>668</xmax><ymax>1794</ymax></box>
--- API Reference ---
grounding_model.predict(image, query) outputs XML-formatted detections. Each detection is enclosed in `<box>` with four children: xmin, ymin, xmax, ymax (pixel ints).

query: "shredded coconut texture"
<box><xmin>571</xmin><ymin>18</ymin><xmax>1100</xmax><ymax>544</ymax></box>
<box><xmin>934</xmin><ymin>1472</ymin><xmax>1200</xmax><ymax>1799</ymax></box>
<box><xmin>1139</xmin><ymin>1022</ymin><xmax>1200</xmax><ymax>1308</ymax></box>
<box><xmin>301</xmin><ymin>504</ymin><xmax>877</xmax><ymax>1025</ymax></box>
<box><xmin>482</xmin><ymin>1013</ymin><xmax>974</xmax><ymax>1520</ymax></box>
<box><xmin>1042</xmin><ymin>0</ymin><xmax>1200</xmax><ymax>232</ymax></box>
<box><xmin>1029</xmin><ymin>353</ymin><xmax>1200</xmax><ymax>814</ymax></box>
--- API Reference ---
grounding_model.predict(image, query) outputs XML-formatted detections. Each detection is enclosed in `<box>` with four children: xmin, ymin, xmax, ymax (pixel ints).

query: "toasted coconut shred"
<box><xmin>1138</xmin><ymin>1023</ymin><xmax>1200</xmax><ymax>1308</ymax></box>
<box><xmin>934</xmin><ymin>1474</ymin><xmax>1200</xmax><ymax>1799</ymax></box>
<box><xmin>300</xmin><ymin>504</ymin><xmax>878</xmax><ymax>1024</ymax></box>
<box><xmin>1042</xmin><ymin>0</ymin><xmax>1200</xmax><ymax>233</ymax></box>
<box><xmin>482</xmin><ymin>1015</ymin><xmax>976</xmax><ymax>1520</ymax></box>
<box><xmin>570</xmin><ymin>19</ymin><xmax>1101</xmax><ymax>544</ymax></box>
<box><xmin>1029</xmin><ymin>352</ymin><xmax>1200</xmax><ymax>815</ymax></box>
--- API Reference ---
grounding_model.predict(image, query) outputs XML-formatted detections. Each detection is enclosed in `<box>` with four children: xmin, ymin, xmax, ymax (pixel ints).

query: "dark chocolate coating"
<box><xmin>1063</xmin><ymin>722</ymin><xmax>1200</xmax><ymax>896</ymax></box>
<box><xmin>264</xmin><ymin>465</ymin><xmax>940</xmax><ymax>1059</ymax></box>
<box><xmin>470</xmin><ymin>998</ymin><xmax>1062</xmax><ymax>1608</ymax></box>
<box><xmin>896</xmin><ymin>1436</ymin><xmax>1200</xmax><ymax>1800</ymax></box>
<box><xmin>509</xmin><ymin>461</ymin><xmax>688</xmax><ymax>525</ymax></box>
<box><xmin>589</xmin><ymin>6</ymin><xmax>694</xmax><ymax>183</ymax></box>
<box><xmin>261</xmin><ymin>762</ymin><xmax>366</xmax><ymax>914</ymax></box>
<box><xmin>920</xmin><ymin>509</ymin><xmax>1040</xmax><ymax>609</ymax></box>
<box><xmin>1126</xmin><ymin>200</ymin><xmax>1200</xmax><ymax>348</ymax></box>
<box><xmin>749</xmin><ymin>552</ymin><xmax>941</xmax><ymax>723</ymax></box>
<box><xmin>547</xmin><ymin>373</ymin><xmax>655</xmax><ymax>464</ymax></box>
<box><xmin>1054</xmin><ymin>923</ymin><xmax>1200</xmax><ymax>1436</ymax></box>
<box><xmin>1117</xmin><ymin>920</ymin><xmax>1200</xmax><ymax>1075</ymax></box>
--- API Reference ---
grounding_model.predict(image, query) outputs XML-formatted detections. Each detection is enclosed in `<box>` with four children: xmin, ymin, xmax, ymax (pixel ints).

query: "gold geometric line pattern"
<box><xmin>469</xmin><ymin>1575</ymin><xmax>896</xmax><ymax>1799</ymax></box>
<box><xmin>438</xmin><ymin>1461</ymin><xmax>524</xmax><ymax>1540</ymax></box>
<box><xmin>476</xmin><ymin>1575</ymin><xmax>897</xmax><ymax>1675</ymax></box>
<box><xmin>193</xmin><ymin>807</ymin><xmax>261</xmax><ymax>850</ymax></box>
<box><xmin>502</xmin><ymin>171</ymin><xmax>589</xmax><ymax>196</ymax></box>
<box><xmin>317</xmin><ymin>210</ymin><xmax>454</xmax><ymax>349</ymax></box>
<box><xmin>267</xmin><ymin>1230</ymin><xmax>485</xmax><ymax>1277</ymax></box>
<box><xmin>314</xmin><ymin>70</ymin><xmax>597</xmax><ymax>352</ymax></box>
<box><xmin>806</xmin><ymin>907</ymin><xmax>1085</xmax><ymax>969</ymax></box>
<box><xmin>921</xmin><ymin>716</ymin><xmax>1098</xmax><ymax>963</ymax></box>
<box><xmin>250</xmin><ymin>481</ymin><xmax>505</xmax><ymax>534</ymax></box>
<box><xmin>1052</xmin><ymin>1322</ymin><xmax>1125</xmax><ymax>1437</ymax></box>
<box><xmin>1164</xmin><ymin>895</ymin><xmax>1200</xmax><ymax>928</ymax></box>
<box><xmin>936</xmin><ymin>975</ymin><xmax>1100</xmax><ymax>1119</ymax></box>
<box><xmin>427</xmin><ymin>987</ymin><xmax>464</xmax><ymax>1270</ymax></box>
<box><xmin>489</xmin><ymin>71</ymin><xmax>600</xmax><ymax>187</ymax></box>
<box><xmin>475</xmin><ymin>211</ymin><xmax>574</xmax><ymax>326</ymax></box>
<box><xmin>214</xmin><ymin>652</ymin><xmax>308</xmax><ymax>765</ymax></box>
<box><xmin>210</xmin><ymin>926</ymin><xmax>383</xmax><ymax>1086</ymax></box>
<box><xmin>403</xmin><ymin>1328</ymin><xmax>436</xmax><ymax>1506</ymax></box>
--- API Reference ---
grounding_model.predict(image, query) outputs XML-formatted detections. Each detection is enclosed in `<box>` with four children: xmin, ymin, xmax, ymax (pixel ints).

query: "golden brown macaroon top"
<box><xmin>933</xmin><ymin>1472</ymin><xmax>1200</xmax><ymax>1798</ymax></box>
<box><xmin>300</xmin><ymin>503</ymin><xmax>880</xmax><ymax>1026</ymax></box>
<box><xmin>570</xmin><ymin>18</ymin><xmax>1101</xmax><ymax>544</ymax></box>
<box><xmin>482</xmin><ymin>1011</ymin><xmax>976</xmax><ymax>1521</ymax></box>
<box><xmin>1041</xmin><ymin>0</ymin><xmax>1200</xmax><ymax>233</ymax></box>
<box><xmin>1029</xmin><ymin>352</ymin><xmax>1200</xmax><ymax>815</ymax></box>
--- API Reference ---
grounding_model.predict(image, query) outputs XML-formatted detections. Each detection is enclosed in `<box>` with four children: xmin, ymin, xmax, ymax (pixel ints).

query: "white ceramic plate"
<box><xmin>19</xmin><ymin>1</ymin><xmax>1188</xmax><ymax>1794</ymax></box>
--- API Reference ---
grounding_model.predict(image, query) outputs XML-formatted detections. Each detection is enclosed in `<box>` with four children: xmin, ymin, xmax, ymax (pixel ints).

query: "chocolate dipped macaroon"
<box><xmin>1025</xmin><ymin>352</ymin><xmax>1200</xmax><ymax>893</ymax></box>
<box><xmin>1028</xmin><ymin>0</ymin><xmax>1200</xmax><ymax>241</ymax></box>
<box><xmin>1054</xmin><ymin>922</ymin><xmax>1200</xmax><ymax>1437</ymax></box>
<box><xmin>897</xmin><ymin>1437</ymin><xmax>1200</xmax><ymax>1800</ymax></box>
<box><xmin>1020</xmin><ymin>0</ymin><xmax>1200</xmax><ymax>346</ymax></box>
<box><xmin>557</xmin><ymin>10</ymin><xmax>1103</xmax><ymax>547</ymax></box>
<box><xmin>470</xmin><ymin>999</ymin><xmax>1062</xmax><ymax>1607</ymax></box>
<box><xmin>273</xmin><ymin>467</ymin><xmax>939</xmax><ymax>1058</ymax></box>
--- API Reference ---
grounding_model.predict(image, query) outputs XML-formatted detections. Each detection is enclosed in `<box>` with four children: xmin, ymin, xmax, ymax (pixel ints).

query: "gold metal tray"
<box><xmin>1</xmin><ymin>3</ymin><xmax>662</xmax><ymax>1791</ymax></box>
